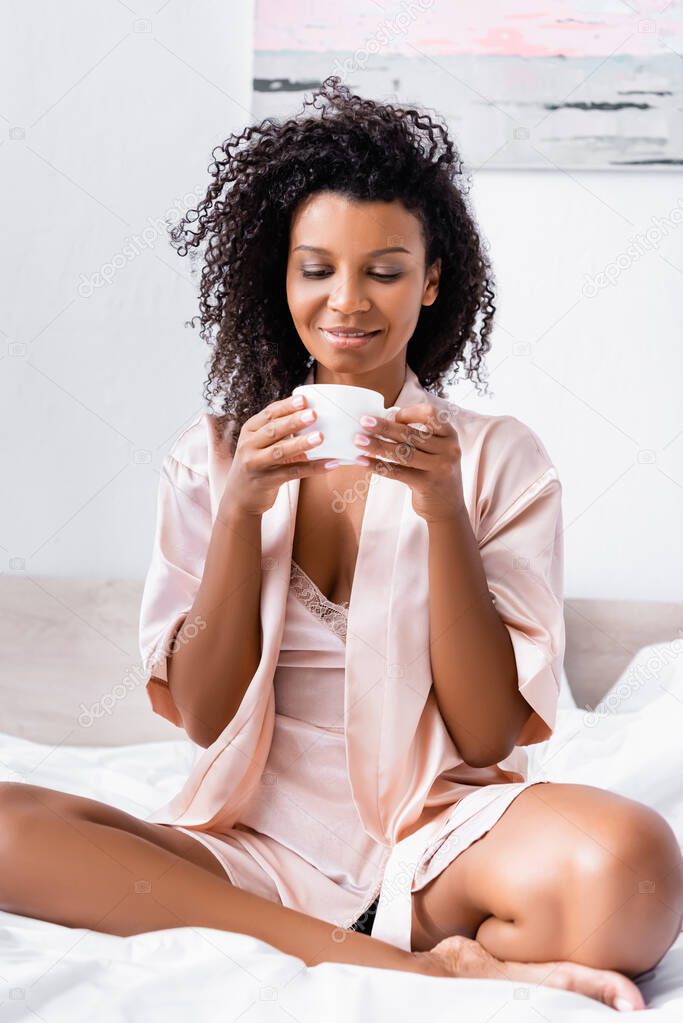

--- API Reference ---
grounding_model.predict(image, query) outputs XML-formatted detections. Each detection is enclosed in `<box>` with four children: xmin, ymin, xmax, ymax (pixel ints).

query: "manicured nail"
<box><xmin>359</xmin><ymin>415</ymin><xmax>377</xmax><ymax>428</ymax></box>
<box><xmin>307</xmin><ymin>431</ymin><xmax>322</xmax><ymax>445</ymax></box>
<box><xmin>293</xmin><ymin>395</ymin><xmax>305</xmax><ymax>408</ymax></box>
<box><xmin>355</xmin><ymin>455</ymin><xmax>370</xmax><ymax>466</ymax></box>
<box><xmin>614</xmin><ymin>998</ymin><xmax>635</xmax><ymax>1012</ymax></box>
<box><xmin>325</xmin><ymin>460</ymin><xmax>341</xmax><ymax>469</ymax></box>
<box><xmin>354</xmin><ymin>433</ymin><xmax>370</xmax><ymax>446</ymax></box>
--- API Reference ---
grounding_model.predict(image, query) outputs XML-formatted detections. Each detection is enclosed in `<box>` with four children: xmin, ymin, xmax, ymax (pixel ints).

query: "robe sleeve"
<box><xmin>138</xmin><ymin>453</ymin><xmax>212</xmax><ymax>728</ymax></box>
<box><xmin>476</xmin><ymin>418</ymin><xmax>565</xmax><ymax>747</ymax></box>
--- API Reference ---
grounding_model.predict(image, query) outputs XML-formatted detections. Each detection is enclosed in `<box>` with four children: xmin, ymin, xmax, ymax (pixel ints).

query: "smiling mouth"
<box><xmin>320</xmin><ymin>328</ymin><xmax>381</xmax><ymax>348</ymax></box>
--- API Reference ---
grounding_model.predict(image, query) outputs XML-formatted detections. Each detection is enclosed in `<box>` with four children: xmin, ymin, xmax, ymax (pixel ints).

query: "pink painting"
<box><xmin>252</xmin><ymin>0</ymin><xmax>682</xmax><ymax>170</ymax></box>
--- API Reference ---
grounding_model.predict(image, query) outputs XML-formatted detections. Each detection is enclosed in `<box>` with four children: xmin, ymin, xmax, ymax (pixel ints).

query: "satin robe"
<box><xmin>139</xmin><ymin>361</ymin><xmax>564</xmax><ymax>947</ymax></box>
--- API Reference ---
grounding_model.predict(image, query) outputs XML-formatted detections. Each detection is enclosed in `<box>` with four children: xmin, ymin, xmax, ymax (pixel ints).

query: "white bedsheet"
<box><xmin>1</xmin><ymin>639</ymin><xmax>682</xmax><ymax>1021</ymax></box>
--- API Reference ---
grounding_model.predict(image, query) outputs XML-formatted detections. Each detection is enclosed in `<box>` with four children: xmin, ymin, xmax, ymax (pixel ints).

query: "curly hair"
<box><xmin>169</xmin><ymin>75</ymin><xmax>496</xmax><ymax>438</ymax></box>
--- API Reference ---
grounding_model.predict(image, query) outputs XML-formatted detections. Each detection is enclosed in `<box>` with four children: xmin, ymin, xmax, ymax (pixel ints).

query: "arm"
<box><xmin>141</xmin><ymin>394</ymin><xmax>337</xmax><ymax>746</ymax></box>
<box><xmin>427</xmin><ymin>508</ymin><xmax>534</xmax><ymax>768</ymax></box>
<box><xmin>356</xmin><ymin>404</ymin><xmax>563</xmax><ymax>766</ymax></box>
<box><xmin>166</xmin><ymin>496</ymin><xmax>263</xmax><ymax>749</ymax></box>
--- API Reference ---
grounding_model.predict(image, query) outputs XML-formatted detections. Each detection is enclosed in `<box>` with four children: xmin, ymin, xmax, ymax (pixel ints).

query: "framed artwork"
<box><xmin>252</xmin><ymin>0</ymin><xmax>682</xmax><ymax>171</ymax></box>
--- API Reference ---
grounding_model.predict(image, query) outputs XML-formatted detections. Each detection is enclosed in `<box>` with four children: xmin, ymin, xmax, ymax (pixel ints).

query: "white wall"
<box><xmin>459</xmin><ymin>170</ymin><xmax>683</xmax><ymax>602</ymax></box>
<box><xmin>1</xmin><ymin>0</ymin><xmax>256</xmax><ymax>581</ymax></box>
<box><xmin>1</xmin><ymin>2</ymin><xmax>681</xmax><ymax>600</ymax></box>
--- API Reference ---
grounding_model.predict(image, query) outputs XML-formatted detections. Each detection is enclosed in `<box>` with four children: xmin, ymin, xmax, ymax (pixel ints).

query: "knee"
<box><xmin>0</xmin><ymin>782</ymin><xmax>67</xmax><ymax>854</ymax></box>
<box><xmin>568</xmin><ymin>800</ymin><xmax>683</xmax><ymax>976</ymax></box>
<box><xmin>0</xmin><ymin>782</ymin><xmax>42</xmax><ymax>840</ymax></box>
<box><xmin>0</xmin><ymin>784</ymin><xmax>40</xmax><ymax>900</ymax></box>
<box><xmin>0</xmin><ymin>780</ymin><xmax>56</xmax><ymax>811</ymax></box>
<box><xmin>0</xmin><ymin>781</ymin><xmax>38</xmax><ymax>821</ymax></box>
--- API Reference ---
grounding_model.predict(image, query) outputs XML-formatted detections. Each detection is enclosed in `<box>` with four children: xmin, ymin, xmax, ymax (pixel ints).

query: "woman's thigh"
<box><xmin>0</xmin><ymin>781</ymin><xmax>230</xmax><ymax>881</ymax></box>
<box><xmin>410</xmin><ymin>781</ymin><xmax>683</xmax><ymax>954</ymax></box>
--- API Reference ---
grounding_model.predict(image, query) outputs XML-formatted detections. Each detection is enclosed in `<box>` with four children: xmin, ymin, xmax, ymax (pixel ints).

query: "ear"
<box><xmin>422</xmin><ymin>256</ymin><xmax>441</xmax><ymax>307</ymax></box>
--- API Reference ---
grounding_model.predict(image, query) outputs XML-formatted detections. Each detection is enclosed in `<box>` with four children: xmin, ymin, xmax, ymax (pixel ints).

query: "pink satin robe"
<box><xmin>138</xmin><ymin>362</ymin><xmax>564</xmax><ymax>948</ymax></box>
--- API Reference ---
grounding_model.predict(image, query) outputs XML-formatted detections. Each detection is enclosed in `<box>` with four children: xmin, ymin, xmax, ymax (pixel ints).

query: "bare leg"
<box><xmin>411</xmin><ymin>783</ymin><xmax>683</xmax><ymax>979</ymax></box>
<box><xmin>0</xmin><ymin>782</ymin><xmax>418</xmax><ymax>974</ymax></box>
<box><xmin>0</xmin><ymin>782</ymin><xmax>654</xmax><ymax>1008</ymax></box>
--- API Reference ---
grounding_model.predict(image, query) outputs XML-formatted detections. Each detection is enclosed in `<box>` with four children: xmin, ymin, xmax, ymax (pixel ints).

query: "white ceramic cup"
<box><xmin>291</xmin><ymin>383</ymin><xmax>400</xmax><ymax>465</ymax></box>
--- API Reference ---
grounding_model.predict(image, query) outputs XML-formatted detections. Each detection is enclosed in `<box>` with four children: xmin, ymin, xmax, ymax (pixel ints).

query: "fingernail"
<box><xmin>293</xmin><ymin>395</ymin><xmax>305</xmax><ymax>408</ymax></box>
<box><xmin>359</xmin><ymin>415</ymin><xmax>377</xmax><ymax>428</ymax></box>
<box><xmin>355</xmin><ymin>456</ymin><xmax>370</xmax><ymax>466</ymax></box>
<box><xmin>325</xmin><ymin>460</ymin><xmax>341</xmax><ymax>469</ymax></box>
<box><xmin>614</xmin><ymin>998</ymin><xmax>635</xmax><ymax>1012</ymax></box>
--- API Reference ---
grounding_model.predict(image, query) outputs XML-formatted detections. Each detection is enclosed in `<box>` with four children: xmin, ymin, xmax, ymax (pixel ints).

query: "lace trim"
<box><xmin>290</xmin><ymin>559</ymin><xmax>349</xmax><ymax>642</ymax></box>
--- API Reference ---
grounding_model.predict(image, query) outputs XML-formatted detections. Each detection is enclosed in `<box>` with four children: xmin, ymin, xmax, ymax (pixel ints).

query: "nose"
<box><xmin>327</xmin><ymin>272</ymin><xmax>372</xmax><ymax>314</ymax></box>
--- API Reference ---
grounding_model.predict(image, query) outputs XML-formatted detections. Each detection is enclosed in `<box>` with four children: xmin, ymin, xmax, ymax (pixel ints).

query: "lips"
<box><xmin>322</xmin><ymin>326</ymin><xmax>381</xmax><ymax>336</ymax></box>
<box><xmin>320</xmin><ymin>327</ymin><xmax>381</xmax><ymax>349</ymax></box>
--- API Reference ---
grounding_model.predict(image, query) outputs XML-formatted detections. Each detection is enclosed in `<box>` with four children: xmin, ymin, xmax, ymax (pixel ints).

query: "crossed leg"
<box><xmin>410</xmin><ymin>782</ymin><xmax>683</xmax><ymax>979</ymax></box>
<box><xmin>0</xmin><ymin>781</ymin><xmax>235</xmax><ymax>928</ymax></box>
<box><xmin>2</xmin><ymin>777</ymin><xmax>681</xmax><ymax>1001</ymax></box>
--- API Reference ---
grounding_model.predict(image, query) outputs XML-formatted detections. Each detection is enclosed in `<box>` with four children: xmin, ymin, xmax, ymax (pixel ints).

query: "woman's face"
<box><xmin>286</xmin><ymin>191</ymin><xmax>441</xmax><ymax>376</ymax></box>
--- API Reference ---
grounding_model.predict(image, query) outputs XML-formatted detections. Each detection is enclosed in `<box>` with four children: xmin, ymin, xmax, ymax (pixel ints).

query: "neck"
<box><xmin>313</xmin><ymin>351</ymin><xmax>408</xmax><ymax>408</ymax></box>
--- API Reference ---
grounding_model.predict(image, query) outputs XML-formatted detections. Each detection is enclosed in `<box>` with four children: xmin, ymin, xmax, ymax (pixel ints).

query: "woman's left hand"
<box><xmin>353</xmin><ymin>403</ymin><xmax>467</xmax><ymax>523</ymax></box>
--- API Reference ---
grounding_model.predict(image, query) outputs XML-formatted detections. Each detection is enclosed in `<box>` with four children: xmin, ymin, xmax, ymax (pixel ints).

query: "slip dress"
<box><xmin>171</xmin><ymin>558</ymin><xmax>388</xmax><ymax>932</ymax></box>
<box><xmin>170</xmin><ymin>557</ymin><xmax>545</xmax><ymax>942</ymax></box>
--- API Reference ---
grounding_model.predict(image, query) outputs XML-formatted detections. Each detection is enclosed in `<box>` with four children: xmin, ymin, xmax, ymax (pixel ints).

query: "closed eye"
<box><xmin>302</xmin><ymin>271</ymin><xmax>402</xmax><ymax>281</ymax></box>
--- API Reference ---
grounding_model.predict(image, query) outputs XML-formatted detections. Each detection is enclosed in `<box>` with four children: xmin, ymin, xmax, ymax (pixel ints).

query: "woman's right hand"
<box><xmin>415</xmin><ymin>934</ymin><xmax>645</xmax><ymax>1012</ymax></box>
<box><xmin>220</xmin><ymin>394</ymin><xmax>334</xmax><ymax>517</ymax></box>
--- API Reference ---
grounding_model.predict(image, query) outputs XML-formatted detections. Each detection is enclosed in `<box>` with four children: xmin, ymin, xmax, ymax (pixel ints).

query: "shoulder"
<box><xmin>430</xmin><ymin>396</ymin><xmax>561</xmax><ymax>534</ymax></box>
<box><xmin>165</xmin><ymin>412</ymin><xmax>237</xmax><ymax>477</ymax></box>
<box><xmin>431</xmin><ymin>395</ymin><xmax>557</xmax><ymax>472</ymax></box>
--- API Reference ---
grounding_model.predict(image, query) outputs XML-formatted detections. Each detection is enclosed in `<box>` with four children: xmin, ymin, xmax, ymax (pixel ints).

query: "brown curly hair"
<box><xmin>169</xmin><ymin>75</ymin><xmax>496</xmax><ymax>437</ymax></box>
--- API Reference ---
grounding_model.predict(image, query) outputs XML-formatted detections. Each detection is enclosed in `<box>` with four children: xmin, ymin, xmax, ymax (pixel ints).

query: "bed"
<box><xmin>1</xmin><ymin>578</ymin><xmax>682</xmax><ymax>1020</ymax></box>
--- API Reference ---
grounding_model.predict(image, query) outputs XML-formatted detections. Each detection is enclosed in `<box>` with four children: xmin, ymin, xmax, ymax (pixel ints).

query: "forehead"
<box><xmin>289</xmin><ymin>192</ymin><xmax>423</xmax><ymax>253</ymax></box>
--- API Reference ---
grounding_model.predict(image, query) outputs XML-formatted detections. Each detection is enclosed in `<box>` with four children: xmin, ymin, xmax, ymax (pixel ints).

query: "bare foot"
<box><xmin>416</xmin><ymin>934</ymin><xmax>645</xmax><ymax>1012</ymax></box>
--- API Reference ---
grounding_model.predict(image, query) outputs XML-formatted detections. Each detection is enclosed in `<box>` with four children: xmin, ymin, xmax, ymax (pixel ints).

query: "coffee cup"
<box><xmin>291</xmin><ymin>383</ymin><xmax>400</xmax><ymax>465</ymax></box>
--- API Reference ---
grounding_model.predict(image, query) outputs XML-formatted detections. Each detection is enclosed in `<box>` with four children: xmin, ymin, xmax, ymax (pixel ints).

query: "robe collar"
<box><xmin>152</xmin><ymin>360</ymin><xmax>450</xmax><ymax>848</ymax></box>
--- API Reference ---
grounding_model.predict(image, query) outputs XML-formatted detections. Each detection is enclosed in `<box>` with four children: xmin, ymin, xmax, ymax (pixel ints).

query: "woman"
<box><xmin>1</xmin><ymin>77</ymin><xmax>680</xmax><ymax>1011</ymax></box>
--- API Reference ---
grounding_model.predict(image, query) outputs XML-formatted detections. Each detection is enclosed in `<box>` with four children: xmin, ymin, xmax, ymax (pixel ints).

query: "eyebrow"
<box><xmin>292</xmin><ymin>244</ymin><xmax>411</xmax><ymax>257</ymax></box>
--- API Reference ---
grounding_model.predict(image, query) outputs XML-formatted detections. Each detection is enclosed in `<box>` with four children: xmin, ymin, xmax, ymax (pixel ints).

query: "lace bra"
<box><xmin>290</xmin><ymin>559</ymin><xmax>349</xmax><ymax>643</ymax></box>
